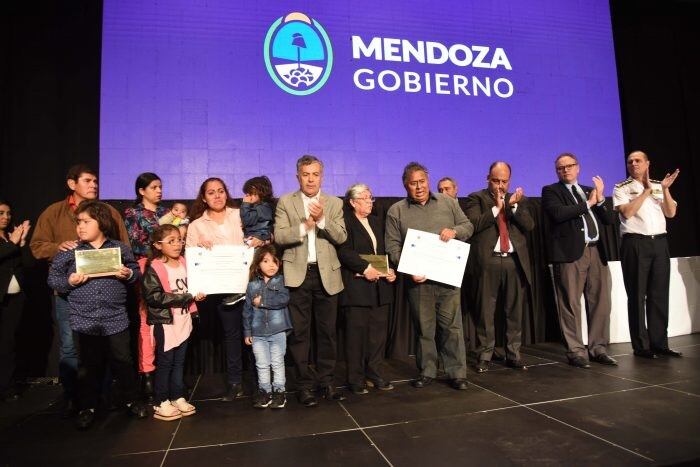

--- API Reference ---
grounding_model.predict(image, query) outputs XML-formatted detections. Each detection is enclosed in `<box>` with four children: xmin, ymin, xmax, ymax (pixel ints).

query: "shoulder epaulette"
<box><xmin>614</xmin><ymin>179</ymin><xmax>634</xmax><ymax>188</ymax></box>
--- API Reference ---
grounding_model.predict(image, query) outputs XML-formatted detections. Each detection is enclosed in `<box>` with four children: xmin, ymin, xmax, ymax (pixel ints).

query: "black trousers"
<box><xmin>474</xmin><ymin>255</ymin><xmax>526</xmax><ymax>362</ymax></box>
<box><xmin>217</xmin><ymin>301</ymin><xmax>243</xmax><ymax>385</ymax></box>
<box><xmin>343</xmin><ymin>303</ymin><xmax>390</xmax><ymax>387</ymax></box>
<box><xmin>287</xmin><ymin>265</ymin><xmax>338</xmax><ymax>390</ymax></box>
<box><xmin>0</xmin><ymin>292</ymin><xmax>24</xmax><ymax>393</ymax></box>
<box><xmin>74</xmin><ymin>329</ymin><xmax>139</xmax><ymax>410</ymax></box>
<box><xmin>620</xmin><ymin>234</ymin><xmax>671</xmax><ymax>352</ymax></box>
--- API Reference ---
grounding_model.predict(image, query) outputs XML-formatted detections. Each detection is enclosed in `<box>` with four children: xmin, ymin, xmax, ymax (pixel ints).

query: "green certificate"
<box><xmin>359</xmin><ymin>254</ymin><xmax>389</xmax><ymax>276</ymax></box>
<box><xmin>75</xmin><ymin>247</ymin><xmax>122</xmax><ymax>277</ymax></box>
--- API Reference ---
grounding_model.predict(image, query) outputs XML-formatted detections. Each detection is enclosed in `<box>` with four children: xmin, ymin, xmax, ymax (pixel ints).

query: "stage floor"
<box><xmin>2</xmin><ymin>334</ymin><xmax>699</xmax><ymax>466</ymax></box>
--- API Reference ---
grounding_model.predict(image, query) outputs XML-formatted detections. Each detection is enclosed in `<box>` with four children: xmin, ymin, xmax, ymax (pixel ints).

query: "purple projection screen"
<box><xmin>100</xmin><ymin>0</ymin><xmax>624</xmax><ymax>199</ymax></box>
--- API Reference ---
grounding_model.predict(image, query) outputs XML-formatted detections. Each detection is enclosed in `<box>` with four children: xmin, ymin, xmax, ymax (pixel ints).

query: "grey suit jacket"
<box><xmin>274</xmin><ymin>191</ymin><xmax>347</xmax><ymax>295</ymax></box>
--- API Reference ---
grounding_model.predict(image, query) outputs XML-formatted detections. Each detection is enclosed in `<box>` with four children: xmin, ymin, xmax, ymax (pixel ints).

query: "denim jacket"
<box><xmin>240</xmin><ymin>201</ymin><xmax>273</xmax><ymax>241</ymax></box>
<box><xmin>242</xmin><ymin>274</ymin><xmax>292</xmax><ymax>338</ymax></box>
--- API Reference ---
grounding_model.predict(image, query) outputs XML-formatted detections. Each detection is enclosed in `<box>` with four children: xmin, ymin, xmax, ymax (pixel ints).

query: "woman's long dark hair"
<box><xmin>134</xmin><ymin>172</ymin><xmax>161</xmax><ymax>204</ymax></box>
<box><xmin>189</xmin><ymin>177</ymin><xmax>237</xmax><ymax>221</ymax></box>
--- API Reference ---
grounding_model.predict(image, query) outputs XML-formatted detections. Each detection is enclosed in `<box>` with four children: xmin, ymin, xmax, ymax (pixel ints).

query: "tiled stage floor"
<box><xmin>2</xmin><ymin>335</ymin><xmax>699</xmax><ymax>466</ymax></box>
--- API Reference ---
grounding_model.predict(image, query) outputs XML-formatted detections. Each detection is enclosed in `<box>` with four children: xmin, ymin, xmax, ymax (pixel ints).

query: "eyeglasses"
<box><xmin>354</xmin><ymin>197</ymin><xmax>375</xmax><ymax>203</ymax></box>
<box><xmin>157</xmin><ymin>239</ymin><xmax>185</xmax><ymax>245</ymax></box>
<box><xmin>556</xmin><ymin>163</ymin><xmax>578</xmax><ymax>172</ymax></box>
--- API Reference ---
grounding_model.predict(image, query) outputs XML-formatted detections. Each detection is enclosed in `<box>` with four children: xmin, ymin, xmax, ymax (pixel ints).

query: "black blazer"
<box><xmin>337</xmin><ymin>211</ymin><xmax>393</xmax><ymax>308</ymax></box>
<box><xmin>464</xmin><ymin>189</ymin><xmax>535</xmax><ymax>286</ymax></box>
<box><xmin>541</xmin><ymin>182</ymin><xmax>615</xmax><ymax>264</ymax></box>
<box><xmin>0</xmin><ymin>239</ymin><xmax>27</xmax><ymax>302</ymax></box>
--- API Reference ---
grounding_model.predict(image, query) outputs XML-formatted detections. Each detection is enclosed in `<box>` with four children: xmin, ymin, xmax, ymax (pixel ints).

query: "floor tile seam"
<box><xmin>522</xmin><ymin>404</ymin><xmax>655</xmax><ymax>462</ymax></box>
<box><xmin>652</xmin><ymin>381</ymin><xmax>700</xmax><ymax>398</ymax></box>
<box><xmin>338</xmin><ymin>402</ymin><xmax>394</xmax><ymax>466</ymax></box>
<box><xmin>115</xmin><ymin>402</ymin><xmax>524</xmax><ymax>458</ymax></box>
<box><xmin>469</xmin><ymin>381</ymin><xmax>656</xmax><ymax>463</ymax></box>
<box><xmin>521</xmin><ymin>384</ymin><xmax>656</xmax><ymax>408</ymax></box>
<box><xmin>114</xmin><ymin>426</ymin><xmax>366</xmax><ymax>457</ymax></box>
<box><xmin>518</xmin><ymin>351</ymin><xmax>561</xmax><ymax>362</ymax></box>
<box><xmin>159</xmin><ymin>374</ymin><xmax>202</xmax><ymax>467</ymax></box>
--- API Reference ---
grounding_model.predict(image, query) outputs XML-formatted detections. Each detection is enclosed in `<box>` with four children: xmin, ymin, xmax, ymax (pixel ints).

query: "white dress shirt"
<box><xmin>298</xmin><ymin>191</ymin><xmax>326</xmax><ymax>263</ymax></box>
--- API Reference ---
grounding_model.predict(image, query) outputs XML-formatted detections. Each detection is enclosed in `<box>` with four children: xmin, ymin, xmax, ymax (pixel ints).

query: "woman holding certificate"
<box><xmin>187</xmin><ymin>178</ymin><xmax>262</xmax><ymax>402</ymax></box>
<box><xmin>337</xmin><ymin>184</ymin><xmax>396</xmax><ymax>395</ymax></box>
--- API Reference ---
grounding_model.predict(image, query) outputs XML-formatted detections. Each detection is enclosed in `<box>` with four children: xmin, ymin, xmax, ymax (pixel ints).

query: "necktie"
<box><xmin>571</xmin><ymin>186</ymin><xmax>598</xmax><ymax>239</ymax></box>
<box><xmin>497</xmin><ymin>208</ymin><xmax>510</xmax><ymax>252</ymax></box>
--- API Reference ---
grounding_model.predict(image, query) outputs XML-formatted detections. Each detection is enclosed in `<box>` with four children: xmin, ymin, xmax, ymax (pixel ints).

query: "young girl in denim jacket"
<box><xmin>243</xmin><ymin>245</ymin><xmax>292</xmax><ymax>409</ymax></box>
<box><xmin>142</xmin><ymin>225</ymin><xmax>205</xmax><ymax>421</ymax></box>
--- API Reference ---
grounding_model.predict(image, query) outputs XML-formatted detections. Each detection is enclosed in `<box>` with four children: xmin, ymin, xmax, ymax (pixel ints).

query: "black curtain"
<box><xmin>1</xmin><ymin>0</ymin><xmax>698</xmax><ymax>377</ymax></box>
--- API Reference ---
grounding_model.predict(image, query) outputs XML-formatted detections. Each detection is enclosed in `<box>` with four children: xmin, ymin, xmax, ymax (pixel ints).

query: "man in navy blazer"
<box><xmin>541</xmin><ymin>153</ymin><xmax>617</xmax><ymax>369</ymax></box>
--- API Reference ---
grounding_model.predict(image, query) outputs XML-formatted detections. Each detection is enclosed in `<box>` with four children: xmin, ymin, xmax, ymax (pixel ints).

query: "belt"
<box><xmin>586</xmin><ymin>241</ymin><xmax>598</xmax><ymax>247</ymax></box>
<box><xmin>623</xmin><ymin>233</ymin><xmax>667</xmax><ymax>240</ymax></box>
<box><xmin>492</xmin><ymin>251</ymin><xmax>514</xmax><ymax>257</ymax></box>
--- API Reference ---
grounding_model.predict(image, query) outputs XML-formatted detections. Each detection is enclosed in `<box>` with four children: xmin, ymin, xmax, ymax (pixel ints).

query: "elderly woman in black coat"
<box><xmin>0</xmin><ymin>200</ymin><xmax>31</xmax><ymax>401</ymax></box>
<box><xmin>338</xmin><ymin>184</ymin><xmax>396</xmax><ymax>395</ymax></box>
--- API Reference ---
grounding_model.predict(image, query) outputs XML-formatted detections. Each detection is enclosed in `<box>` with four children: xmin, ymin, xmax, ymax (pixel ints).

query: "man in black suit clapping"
<box><xmin>465</xmin><ymin>162</ymin><xmax>534</xmax><ymax>373</ymax></box>
<box><xmin>541</xmin><ymin>153</ymin><xmax>617</xmax><ymax>369</ymax></box>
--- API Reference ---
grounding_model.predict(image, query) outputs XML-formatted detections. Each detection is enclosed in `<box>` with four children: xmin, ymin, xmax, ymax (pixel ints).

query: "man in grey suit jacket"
<box><xmin>464</xmin><ymin>162</ymin><xmax>534</xmax><ymax>373</ymax></box>
<box><xmin>275</xmin><ymin>155</ymin><xmax>347</xmax><ymax>407</ymax></box>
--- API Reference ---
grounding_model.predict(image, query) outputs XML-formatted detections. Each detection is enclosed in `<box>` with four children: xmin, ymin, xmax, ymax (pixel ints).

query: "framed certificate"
<box><xmin>359</xmin><ymin>254</ymin><xmax>390</xmax><ymax>276</ymax></box>
<box><xmin>75</xmin><ymin>247</ymin><xmax>122</xmax><ymax>277</ymax></box>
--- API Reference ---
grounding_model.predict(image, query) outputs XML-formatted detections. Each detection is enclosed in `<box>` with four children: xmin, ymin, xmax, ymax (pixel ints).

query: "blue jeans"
<box><xmin>54</xmin><ymin>294</ymin><xmax>78</xmax><ymax>399</ymax></box>
<box><xmin>153</xmin><ymin>324</ymin><xmax>188</xmax><ymax>403</ymax></box>
<box><xmin>252</xmin><ymin>332</ymin><xmax>286</xmax><ymax>393</ymax></box>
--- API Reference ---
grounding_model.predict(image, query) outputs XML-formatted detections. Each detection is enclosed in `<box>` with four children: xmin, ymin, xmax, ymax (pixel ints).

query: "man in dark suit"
<box><xmin>465</xmin><ymin>162</ymin><xmax>534</xmax><ymax>373</ymax></box>
<box><xmin>275</xmin><ymin>155</ymin><xmax>347</xmax><ymax>407</ymax></box>
<box><xmin>542</xmin><ymin>153</ymin><xmax>617</xmax><ymax>368</ymax></box>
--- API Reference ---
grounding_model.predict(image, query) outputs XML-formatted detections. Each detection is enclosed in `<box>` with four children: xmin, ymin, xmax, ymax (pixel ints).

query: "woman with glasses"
<box><xmin>337</xmin><ymin>184</ymin><xmax>397</xmax><ymax>395</ymax></box>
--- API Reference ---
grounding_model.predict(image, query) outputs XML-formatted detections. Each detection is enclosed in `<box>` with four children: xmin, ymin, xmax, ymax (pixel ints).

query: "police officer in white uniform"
<box><xmin>613</xmin><ymin>150</ymin><xmax>681</xmax><ymax>359</ymax></box>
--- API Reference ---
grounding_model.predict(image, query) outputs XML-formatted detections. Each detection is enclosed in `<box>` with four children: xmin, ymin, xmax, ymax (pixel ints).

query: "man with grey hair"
<box><xmin>542</xmin><ymin>152</ymin><xmax>617</xmax><ymax>369</ymax></box>
<box><xmin>275</xmin><ymin>155</ymin><xmax>347</xmax><ymax>406</ymax></box>
<box><xmin>437</xmin><ymin>177</ymin><xmax>458</xmax><ymax>199</ymax></box>
<box><xmin>385</xmin><ymin>162</ymin><xmax>474</xmax><ymax>390</ymax></box>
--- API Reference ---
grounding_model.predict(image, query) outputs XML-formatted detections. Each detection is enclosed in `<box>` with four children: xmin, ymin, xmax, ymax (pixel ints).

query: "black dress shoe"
<box><xmin>320</xmin><ymin>385</ymin><xmax>346</xmax><ymax>401</ymax></box>
<box><xmin>412</xmin><ymin>376</ymin><xmax>433</xmax><ymax>388</ymax></box>
<box><xmin>633</xmin><ymin>350</ymin><xmax>658</xmax><ymax>359</ymax></box>
<box><xmin>568</xmin><ymin>356</ymin><xmax>591</xmax><ymax>369</ymax></box>
<box><xmin>60</xmin><ymin>399</ymin><xmax>77</xmax><ymax>419</ymax></box>
<box><xmin>349</xmin><ymin>384</ymin><xmax>369</xmax><ymax>395</ymax></box>
<box><xmin>475</xmin><ymin>360</ymin><xmax>489</xmax><ymax>373</ymax></box>
<box><xmin>127</xmin><ymin>401</ymin><xmax>149</xmax><ymax>419</ymax></box>
<box><xmin>221</xmin><ymin>383</ymin><xmax>244</xmax><ymax>401</ymax></box>
<box><xmin>506</xmin><ymin>359</ymin><xmax>527</xmax><ymax>370</ymax></box>
<box><xmin>297</xmin><ymin>388</ymin><xmax>318</xmax><ymax>407</ymax></box>
<box><xmin>452</xmin><ymin>379</ymin><xmax>468</xmax><ymax>390</ymax></box>
<box><xmin>654</xmin><ymin>348</ymin><xmax>683</xmax><ymax>358</ymax></box>
<box><xmin>1</xmin><ymin>388</ymin><xmax>20</xmax><ymax>402</ymax></box>
<box><xmin>75</xmin><ymin>409</ymin><xmax>95</xmax><ymax>430</ymax></box>
<box><xmin>591</xmin><ymin>354</ymin><xmax>618</xmax><ymax>366</ymax></box>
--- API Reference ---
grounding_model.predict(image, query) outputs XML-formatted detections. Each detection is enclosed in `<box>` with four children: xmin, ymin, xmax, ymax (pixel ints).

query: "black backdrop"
<box><xmin>1</xmin><ymin>0</ymin><xmax>698</xmax><ymax>377</ymax></box>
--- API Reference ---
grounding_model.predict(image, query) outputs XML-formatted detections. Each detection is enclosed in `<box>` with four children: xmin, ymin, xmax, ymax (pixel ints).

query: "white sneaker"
<box><xmin>172</xmin><ymin>397</ymin><xmax>196</xmax><ymax>417</ymax></box>
<box><xmin>153</xmin><ymin>400</ymin><xmax>182</xmax><ymax>421</ymax></box>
